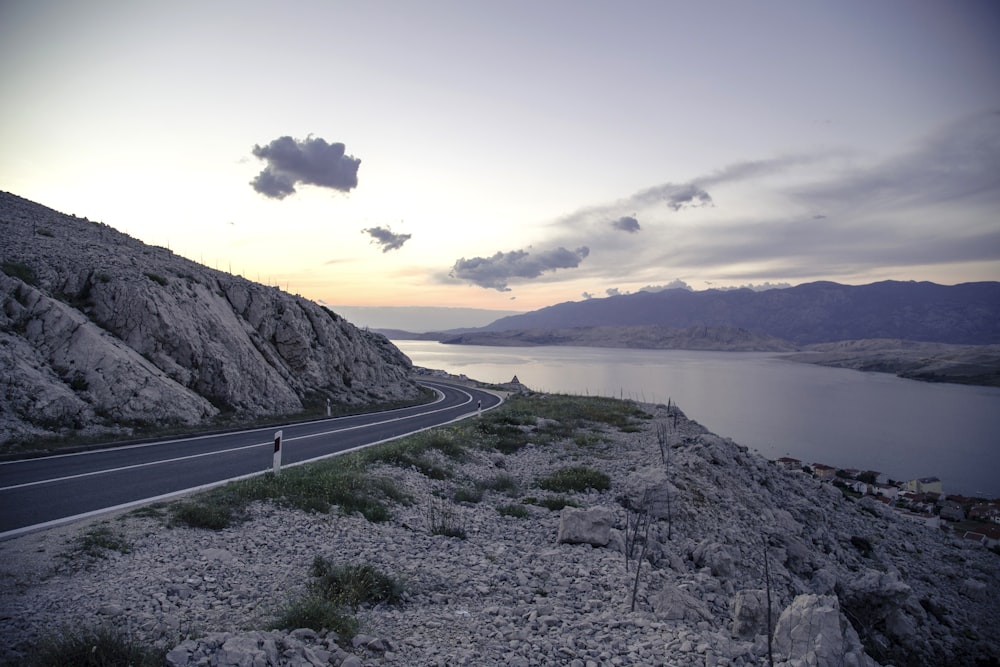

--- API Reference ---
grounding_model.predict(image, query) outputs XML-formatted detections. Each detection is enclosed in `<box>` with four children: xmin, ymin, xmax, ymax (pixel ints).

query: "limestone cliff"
<box><xmin>0</xmin><ymin>191</ymin><xmax>420</xmax><ymax>448</ymax></box>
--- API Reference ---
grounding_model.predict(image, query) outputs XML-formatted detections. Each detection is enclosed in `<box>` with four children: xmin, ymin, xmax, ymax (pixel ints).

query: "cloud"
<box><xmin>362</xmin><ymin>226</ymin><xmax>411</xmax><ymax>252</ymax></box>
<box><xmin>627</xmin><ymin>182</ymin><xmax>713</xmax><ymax>212</ymax></box>
<box><xmin>611</xmin><ymin>216</ymin><xmax>640</xmax><ymax>233</ymax></box>
<box><xmin>714</xmin><ymin>282</ymin><xmax>792</xmax><ymax>292</ymax></box>
<box><xmin>638</xmin><ymin>279</ymin><xmax>692</xmax><ymax>292</ymax></box>
<box><xmin>250</xmin><ymin>135</ymin><xmax>360</xmax><ymax>199</ymax></box>
<box><xmin>791</xmin><ymin>110</ymin><xmax>1000</xmax><ymax>212</ymax></box>
<box><xmin>450</xmin><ymin>246</ymin><xmax>590</xmax><ymax>291</ymax></box>
<box><xmin>667</xmin><ymin>185</ymin><xmax>713</xmax><ymax>211</ymax></box>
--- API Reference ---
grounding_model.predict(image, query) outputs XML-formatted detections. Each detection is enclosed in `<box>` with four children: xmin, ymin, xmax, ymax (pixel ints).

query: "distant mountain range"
<box><xmin>383</xmin><ymin>281</ymin><xmax>1000</xmax><ymax>387</ymax></box>
<box><xmin>478</xmin><ymin>281</ymin><xmax>1000</xmax><ymax>345</ymax></box>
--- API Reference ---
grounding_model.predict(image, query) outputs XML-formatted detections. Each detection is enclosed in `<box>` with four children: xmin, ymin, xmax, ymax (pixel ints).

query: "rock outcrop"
<box><xmin>0</xmin><ymin>191</ymin><xmax>420</xmax><ymax>447</ymax></box>
<box><xmin>772</xmin><ymin>594</ymin><xmax>876</xmax><ymax>667</ymax></box>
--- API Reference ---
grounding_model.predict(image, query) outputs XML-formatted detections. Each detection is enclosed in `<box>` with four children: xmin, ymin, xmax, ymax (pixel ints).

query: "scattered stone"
<box><xmin>2</xmin><ymin>403</ymin><xmax>997</xmax><ymax>666</ymax></box>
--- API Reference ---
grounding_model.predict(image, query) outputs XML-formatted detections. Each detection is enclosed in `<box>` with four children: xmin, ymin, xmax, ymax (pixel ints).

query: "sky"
<box><xmin>2</xmin><ymin>0</ymin><xmax>999</xmax><ymax>320</ymax></box>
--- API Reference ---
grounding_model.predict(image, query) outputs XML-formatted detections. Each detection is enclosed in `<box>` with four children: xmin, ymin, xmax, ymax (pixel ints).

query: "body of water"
<box><xmin>394</xmin><ymin>340</ymin><xmax>1000</xmax><ymax>498</ymax></box>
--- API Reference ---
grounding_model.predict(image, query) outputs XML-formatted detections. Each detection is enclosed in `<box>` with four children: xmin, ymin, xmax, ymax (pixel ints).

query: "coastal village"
<box><xmin>775</xmin><ymin>457</ymin><xmax>1000</xmax><ymax>549</ymax></box>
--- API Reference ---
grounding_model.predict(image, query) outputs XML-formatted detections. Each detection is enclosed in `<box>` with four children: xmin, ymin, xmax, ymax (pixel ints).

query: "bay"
<box><xmin>394</xmin><ymin>340</ymin><xmax>1000</xmax><ymax>498</ymax></box>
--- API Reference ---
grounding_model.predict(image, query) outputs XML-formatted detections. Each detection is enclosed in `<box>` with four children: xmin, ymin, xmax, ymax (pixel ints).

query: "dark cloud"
<box><xmin>450</xmin><ymin>246</ymin><xmax>590</xmax><ymax>291</ymax></box>
<box><xmin>630</xmin><ymin>182</ymin><xmax>713</xmax><ymax>211</ymax></box>
<box><xmin>666</xmin><ymin>185</ymin><xmax>713</xmax><ymax>211</ymax></box>
<box><xmin>611</xmin><ymin>216</ymin><xmax>640</xmax><ymax>233</ymax></box>
<box><xmin>250</xmin><ymin>135</ymin><xmax>360</xmax><ymax>199</ymax></box>
<box><xmin>362</xmin><ymin>226</ymin><xmax>411</xmax><ymax>252</ymax></box>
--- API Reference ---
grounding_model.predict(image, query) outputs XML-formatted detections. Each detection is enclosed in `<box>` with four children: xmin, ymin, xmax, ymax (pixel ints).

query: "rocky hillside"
<box><xmin>0</xmin><ymin>392</ymin><xmax>996</xmax><ymax>666</ymax></box>
<box><xmin>0</xmin><ymin>191</ymin><xmax>420</xmax><ymax>448</ymax></box>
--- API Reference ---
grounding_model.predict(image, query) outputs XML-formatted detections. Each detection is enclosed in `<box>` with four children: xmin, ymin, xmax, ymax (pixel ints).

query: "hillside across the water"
<box><xmin>480</xmin><ymin>281</ymin><xmax>1000</xmax><ymax>346</ymax></box>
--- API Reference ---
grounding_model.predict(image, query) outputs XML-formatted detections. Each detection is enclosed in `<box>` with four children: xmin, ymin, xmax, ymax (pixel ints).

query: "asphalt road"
<box><xmin>0</xmin><ymin>380</ymin><xmax>502</xmax><ymax>539</ymax></box>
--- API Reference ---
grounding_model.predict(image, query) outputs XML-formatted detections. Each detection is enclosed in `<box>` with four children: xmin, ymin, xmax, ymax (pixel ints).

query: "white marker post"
<box><xmin>326</xmin><ymin>399</ymin><xmax>331</xmax><ymax>417</ymax></box>
<box><xmin>272</xmin><ymin>430</ymin><xmax>283</xmax><ymax>475</ymax></box>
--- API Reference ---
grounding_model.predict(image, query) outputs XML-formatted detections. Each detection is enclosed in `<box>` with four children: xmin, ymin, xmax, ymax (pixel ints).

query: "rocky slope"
<box><xmin>0</xmin><ymin>191</ymin><xmax>420</xmax><ymax>449</ymax></box>
<box><xmin>1</xmin><ymin>391</ymin><xmax>997</xmax><ymax>666</ymax></box>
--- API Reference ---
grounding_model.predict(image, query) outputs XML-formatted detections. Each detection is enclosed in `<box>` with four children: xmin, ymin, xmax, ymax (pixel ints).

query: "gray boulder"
<box><xmin>772</xmin><ymin>594</ymin><xmax>877</xmax><ymax>667</ymax></box>
<box><xmin>557</xmin><ymin>506</ymin><xmax>612</xmax><ymax>546</ymax></box>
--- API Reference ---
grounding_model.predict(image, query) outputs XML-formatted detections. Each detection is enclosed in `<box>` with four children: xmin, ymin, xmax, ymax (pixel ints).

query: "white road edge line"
<box><xmin>0</xmin><ymin>384</ymin><xmax>503</xmax><ymax>541</ymax></box>
<box><xmin>1</xmin><ymin>385</ymin><xmax>462</xmax><ymax>491</ymax></box>
<box><xmin>0</xmin><ymin>386</ymin><xmax>448</xmax><ymax>466</ymax></box>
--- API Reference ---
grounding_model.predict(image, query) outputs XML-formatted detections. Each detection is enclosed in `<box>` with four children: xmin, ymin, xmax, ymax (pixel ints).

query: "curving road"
<box><xmin>0</xmin><ymin>380</ymin><xmax>502</xmax><ymax>539</ymax></box>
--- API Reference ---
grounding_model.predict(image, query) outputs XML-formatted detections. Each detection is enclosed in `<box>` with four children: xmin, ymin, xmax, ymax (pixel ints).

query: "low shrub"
<box><xmin>537</xmin><ymin>495</ymin><xmax>581</xmax><ymax>511</ymax></box>
<box><xmin>21</xmin><ymin>624</ymin><xmax>165</xmax><ymax>667</ymax></box>
<box><xmin>170</xmin><ymin>460</ymin><xmax>408</xmax><ymax>529</ymax></box>
<box><xmin>273</xmin><ymin>592</ymin><xmax>358</xmax><ymax>639</ymax></box>
<box><xmin>497</xmin><ymin>504</ymin><xmax>530</xmax><ymax>519</ymax></box>
<box><xmin>2</xmin><ymin>260</ymin><xmax>37</xmax><ymax>285</ymax></box>
<box><xmin>67</xmin><ymin>524</ymin><xmax>131</xmax><ymax>560</ymax></box>
<box><xmin>428</xmin><ymin>502</ymin><xmax>466</xmax><ymax>539</ymax></box>
<box><xmin>310</xmin><ymin>557</ymin><xmax>404</xmax><ymax>608</ymax></box>
<box><xmin>171</xmin><ymin>500</ymin><xmax>235</xmax><ymax>530</ymax></box>
<box><xmin>454</xmin><ymin>486</ymin><xmax>484</xmax><ymax>503</ymax></box>
<box><xmin>143</xmin><ymin>271</ymin><xmax>169</xmax><ymax>286</ymax></box>
<box><xmin>273</xmin><ymin>558</ymin><xmax>402</xmax><ymax>643</ymax></box>
<box><xmin>478</xmin><ymin>473</ymin><xmax>520</xmax><ymax>497</ymax></box>
<box><xmin>538</xmin><ymin>466</ymin><xmax>611</xmax><ymax>493</ymax></box>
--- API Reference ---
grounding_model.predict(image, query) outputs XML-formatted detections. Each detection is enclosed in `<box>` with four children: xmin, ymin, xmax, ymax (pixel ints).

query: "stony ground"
<box><xmin>1</xmin><ymin>399</ymin><xmax>998</xmax><ymax>666</ymax></box>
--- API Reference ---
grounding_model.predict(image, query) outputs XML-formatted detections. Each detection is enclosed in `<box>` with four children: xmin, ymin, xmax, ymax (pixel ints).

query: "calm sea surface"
<box><xmin>394</xmin><ymin>341</ymin><xmax>1000</xmax><ymax>498</ymax></box>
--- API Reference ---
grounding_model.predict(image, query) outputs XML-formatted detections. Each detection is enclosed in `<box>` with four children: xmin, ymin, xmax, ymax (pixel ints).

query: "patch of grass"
<box><xmin>143</xmin><ymin>271</ymin><xmax>169</xmax><ymax>286</ymax></box>
<box><xmin>273</xmin><ymin>592</ymin><xmax>358</xmax><ymax>640</ymax></box>
<box><xmin>454</xmin><ymin>485</ymin><xmax>484</xmax><ymax>503</ymax></box>
<box><xmin>128</xmin><ymin>503</ymin><xmax>167</xmax><ymax>519</ymax></box>
<box><xmin>273</xmin><ymin>558</ymin><xmax>402</xmax><ymax>644</ymax></box>
<box><xmin>536</xmin><ymin>495</ymin><xmax>581</xmax><ymax>511</ymax></box>
<box><xmin>537</xmin><ymin>466</ymin><xmax>611</xmax><ymax>493</ymax></box>
<box><xmin>573</xmin><ymin>432</ymin><xmax>606</xmax><ymax>447</ymax></box>
<box><xmin>428</xmin><ymin>502</ymin><xmax>466</xmax><ymax>539</ymax></box>
<box><xmin>63</xmin><ymin>524</ymin><xmax>131</xmax><ymax>562</ymax></box>
<box><xmin>497</xmin><ymin>504</ymin><xmax>530</xmax><ymax>518</ymax></box>
<box><xmin>171</xmin><ymin>500</ymin><xmax>235</xmax><ymax>530</ymax></box>
<box><xmin>310</xmin><ymin>557</ymin><xmax>404</xmax><ymax>608</ymax></box>
<box><xmin>360</xmin><ymin>429</ymin><xmax>465</xmax><ymax>479</ymax></box>
<box><xmin>2</xmin><ymin>260</ymin><xmax>37</xmax><ymax>286</ymax></box>
<box><xmin>170</xmin><ymin>457</ymin><xmax>408</xmax><ymax>530</ymax></box>
<box><xmin>468</xmin><ymin>394</ymin><xmax>649</xmax><ymax>453</ymax></box>
<box><xmin>477</xmin><ymin>473</ymin><xmax>521</xmax><ymax>497</ymax></box>
<box><xmin>20</xmin><ymin>624</ymin><xmax>165</xmax><ymax>667</ymax></box>
<box><xmin>508</xmin><ymin>394</ymin><xmax>650</xmax><ymax>432</ymax></box>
